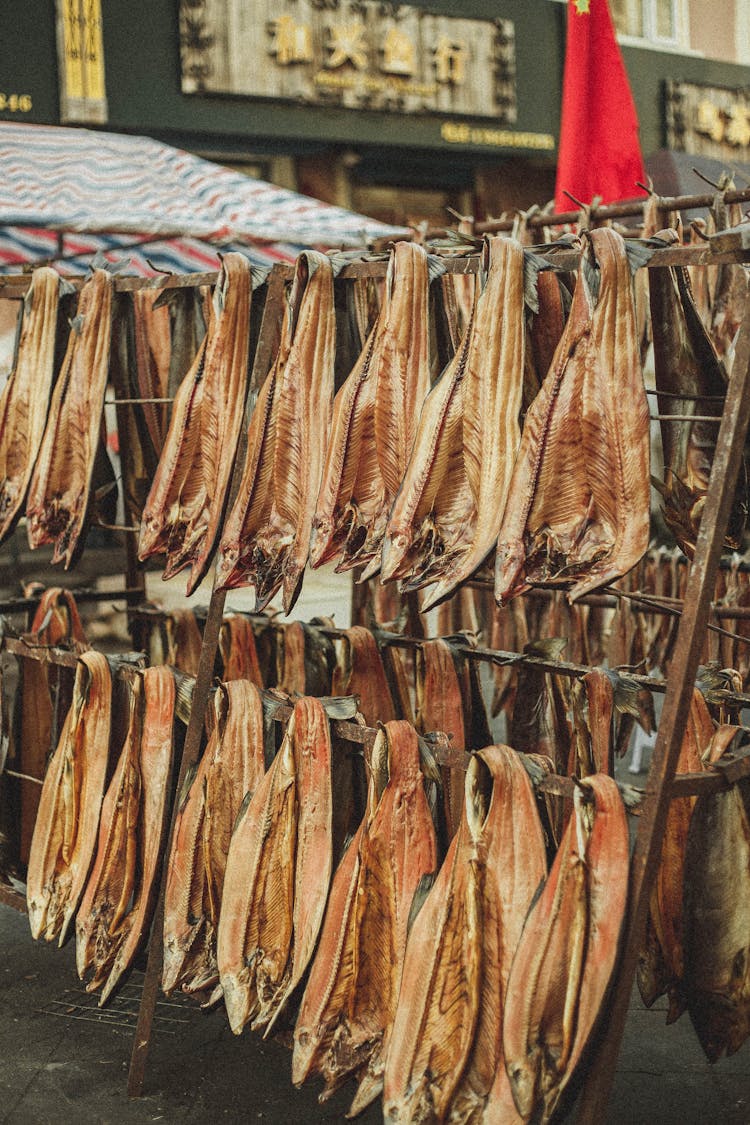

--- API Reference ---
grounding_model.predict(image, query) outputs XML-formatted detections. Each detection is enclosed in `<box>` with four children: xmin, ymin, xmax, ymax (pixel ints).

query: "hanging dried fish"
<box><xmin>496</xmin><ymin>228</ymin><xmax>651</xmax><ymax>604</ymax></box>
<box><xmin>683</xmin><ymin>726</ymin><xmax>750</xmax><ymax>1061</ymax></box>
<box><xmin>637</xmin><ymin>688</ymin><xmax>713</xmax><ymax>1019</ymax></box>
<box><xmin>292</xmin><ymin>721</ymin><xmax>437</xmax><ymax>1116</ymax></box>
<box><xmin>277</xmin><ymin>620</ymin><xmax>334</xmax><ymax>697</ymax></box>
<box><xmin>162</xmin><ymin>680</ymin><xmax>267</xmax><ymax>999</ymax></box>
<box><xmin>0</xmin><ymin>267</ymin><xmax>69</xmax><ymax>544</ymax></box>
<box><xmin>98</xmin><ymin>666</ymin><xmax>175</xmax><ymax>1004</ymax></box>
<box><xmin>132</xmin><ymin>288</ymin><xmax>173</xmax><ymax>455</ymax></box>
<box><xmin>383</xmin><ymin>236</ymin><xmax>526</xmax><ymax>610</ymax></box>
<box><xmin>26</xmin><ymin>268</ymin><xmax>115</xmax><ymax>568</ymax></box>
<box><xmin>218</xmin><ymin>613</ymin><xmax>264</xmax><ymax>686</ymax></box>
<box><xmin>216</xmin><ymin>251</ymin><xmax>335</xmax><ymax>613</ymax></box>
<box><xmin>139</xmin><ymin>252</ymin><xmax>253</xmax><ymax>594</ymax></box>
<box><xmin>310</xmin><ymin>242</ymin><xmax>431</xmax><ymax>576</ymax></box>
<box><xmin>26</xmin><ymin>652</ymin><xmax>112</xmax><ymax>944</ymax></box>
<box><xmin>217</xmin><ymin>696</ymin><xmax>333</xmax><ymax>1034</ymax></box>
<box><xmin>449</xmin><ymin>745</ymin><xmax>547</xmax><ymax>1124</ymax></box>
<box><xmin>382</xmin><ymin>768</ymin><xmax>483</xmax><ymax>1122</ymax></box>
<box><xmin>650</xmin><ymin>231</ymin><xmax>747</xmax><ymax>557</ymax></box>
<box><xmin>76</xmin><ymin>677</ymin><xmax>144</xmax><ymax>993</ymax></box>
<box><xmin>330</xmin><ymin>626</ymin><xmax>397</xmax><ymax>727</ymax></box>
<box><xmin>503</xmin><ymin>774</ymin><xmax>629</xmax><ymax>1124</ymax></box>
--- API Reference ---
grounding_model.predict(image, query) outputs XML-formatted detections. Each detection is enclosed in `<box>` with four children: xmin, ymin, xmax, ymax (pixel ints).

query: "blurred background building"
<box><xmin>0</xmin><ymin>1</ymin><xmax>749</xmax><ymax>227</ymax></box>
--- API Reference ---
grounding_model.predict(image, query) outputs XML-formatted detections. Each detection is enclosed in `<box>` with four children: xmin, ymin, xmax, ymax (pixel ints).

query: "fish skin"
<box><xmin>382</xmin><ymin>782</ymin><xmax>483</xmax><ymax>1123</ymax></box>
<box><xmin>292</xmin><ymin>721</ymin><xmax>437</xmax><ymax>1114</ymax></box>
<box><xmin>311</xmin><ymin>242</ymin><xmax>431</xmax><ymax>576</ymax></box>
<box><xmin>264</xmin><ymin>697</ymin><xmax>334</xmax><ymax>1033</ymax></box>
<box><xmin>216</xmin><ymin>252</ymin><xmax>335</xmax><ymax>613</ymax></box>
<box><xmin>0</xmin><ymin>268</ymin><xmax>63</xmax><ymax>544</ymax></box>
<box><xmin>217</xmin><ymin>733</ymin><xmax>295</xmax><ymax>1035</ymax></box>
<box><xmin>449</xmin><ymin>746</ymin><xmax>547</xmax><ymax>1125</ymax></box>
<box><xmin>26</xmin><ymin>269</ymin><xmax>114</xmax><ymax>568</ymax></box>
<box><xmin>132</xmin><ymin>289</ymin><xmax>172</xmax><ymax>456</ymax></box>
<box><xmin>496</xmin><ymin>228</ymin><xmax>650</xmax><ymax>605</ymax></box>
<box><xmin>218</xmin><ymin>614</ymin><xmax>264</xmax><ymax>686</ymax></box>
<box><xmin>637</xmin><ymin>687</ymin><xmax>712</xmax><ymax>1020</ymax></box>
<box><xmin>382</xmin><ymin>237</ymin><xmax>525</xmax><ymax>610</ymax></box>
<box><xmin>415</xmin><ymin>637</ymin><xmax>467</xmax><ymax>842</ymax></box>
<box><xmin>650</xmin><ymin>238</ymin><xmax>747</xmax><ymax>557</ymax></box>
<box><xmin>162</xmin><ymin>679</ymin><xmax>266</xmax><ymax>997</ymax></box>
<box><xmin>26</xmin><ymin>652</ymin><xmax>112</xmax><ymax>944</ymax></box>
<box><xmin>278</xmin><ymin>620</ymin><xmax>334</xmax><ymax>698</ymax></box>
<box><xmin>331</xmin><ymin>626</ymin><xmax>397</xmax><ymax>728</ymax></box>
<box><xmin>683</xmin><ymin>726</ymin><xmax>750</xmax><ymax>1062</ymax></box>
<box><xmin>139</xmin><ymin>253</ymin><xmax>252</xmax><ymax>593</ymax></box>
<box><xmin>503</xmin><ymin>774</ymin><xmax>629</xmax><ymax>1124</ymax></box>
<box><xmin>76</xmin><ymin>678</ymin><xmax>144</xmax><ymax>991</ymax></box>
<box><xmin>98</xmin><ymin>666</ymin><xmax>175</xmax><ymax>1005</ymax></box>
<box><xmin>166</xmin><ymin>608</ymin><xmax>203</xmax><ymax>677</ymax></box>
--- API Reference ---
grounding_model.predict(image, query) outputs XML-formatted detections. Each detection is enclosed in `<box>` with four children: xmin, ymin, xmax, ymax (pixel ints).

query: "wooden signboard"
<box><xmin>179</xmin><ymin>0</ymin><xmax>517</xmax><ymax>122</ymax></box>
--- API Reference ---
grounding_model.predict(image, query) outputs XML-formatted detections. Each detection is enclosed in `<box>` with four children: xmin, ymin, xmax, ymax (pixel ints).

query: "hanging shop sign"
<box><xmin>55</xmin><ymin>0</ymin><xmax>108</xmax><ymax>124</ymax></box>
<box><xmin>179</xmin><ymin>0</ymin><xmax>517</xmax><ymax>122</ymax></box>
<box><xmin>665</xmin><ymin>79</ymin><xmax>750</xmax><ymax>164</ymax></box>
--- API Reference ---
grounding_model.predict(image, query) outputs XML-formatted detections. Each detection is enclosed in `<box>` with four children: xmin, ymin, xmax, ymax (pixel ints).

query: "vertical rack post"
<box><xmin>126</xmin><ymin>264</ymin><xmax>287</xmax><ymax>1097</ymax></box>
<box><xmin>577</xmin><ymin>297</ymin><xmax>750</xmax><ymax>1120</ymax></box>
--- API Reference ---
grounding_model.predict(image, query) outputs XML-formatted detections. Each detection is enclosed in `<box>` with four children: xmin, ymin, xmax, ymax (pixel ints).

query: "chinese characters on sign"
<box><xmin>666</xmin><ymin>80</ymin><xmax>750</xmax><ymax>162</ymax></box>
<box><xmin>179</xmin><ymin>0</ymin><xmax>516</xmax><ymax>123</ymax></box>
<box><xmin>55</xmin><ymin>0</ymin><xmax>108</xmax><ymax>124</ymax></box>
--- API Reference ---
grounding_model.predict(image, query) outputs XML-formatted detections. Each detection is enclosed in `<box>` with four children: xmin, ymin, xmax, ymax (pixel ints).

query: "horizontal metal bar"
<box><xmin>651</xmin><ymin>413</ymin><xmax>722</xmax><ymax>422</ymax></box>
<box><xmin>0</xmin><ymin>587</ymin><xmax>144</xmax><ymax>614</ymax></box>
<box><xmin>4</xmin><ymin>769</ymin><xmax>43</xmax><ymax>786</ymax></box>
<box><xmin>105</xmin><ymin>397</ymin><xmax>174</xmax><ymax>405</ymax></box>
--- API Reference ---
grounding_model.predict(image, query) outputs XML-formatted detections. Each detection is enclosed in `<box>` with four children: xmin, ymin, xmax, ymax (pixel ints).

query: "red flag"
<box><xmin>555</xmin><ymin>0</ymin><xmax>647</xmax><ymax>211</ymax></box>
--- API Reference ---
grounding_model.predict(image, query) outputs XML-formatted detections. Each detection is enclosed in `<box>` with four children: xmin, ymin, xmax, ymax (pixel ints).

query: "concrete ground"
<box><xmin>0</xmin><ymin>901</ymin><xmax>748</xmax><ymax>1125</ymax></box>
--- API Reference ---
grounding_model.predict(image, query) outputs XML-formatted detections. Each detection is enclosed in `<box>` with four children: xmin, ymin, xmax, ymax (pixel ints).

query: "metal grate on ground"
<box><xmin>35</xmin><ymin>970</ymin><xmax>196</xmax><ymax>1034</ymax></box>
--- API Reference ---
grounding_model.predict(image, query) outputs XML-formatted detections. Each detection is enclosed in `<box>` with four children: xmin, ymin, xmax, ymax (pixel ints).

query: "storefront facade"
<box><xmin>1</xmin><ymin>1</ymin><xmax>748</xmax><ymax>225</ymax></box>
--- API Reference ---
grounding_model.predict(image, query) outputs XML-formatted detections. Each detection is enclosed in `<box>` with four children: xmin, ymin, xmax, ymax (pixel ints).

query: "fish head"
<box><xmin>380</xmin><ymin>529</ymin><xmax>412</xmax><ymax>582</ymax></box>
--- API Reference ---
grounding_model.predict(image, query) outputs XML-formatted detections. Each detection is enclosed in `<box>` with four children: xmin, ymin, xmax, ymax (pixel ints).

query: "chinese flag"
<box><xmin>555</xmin><ymin>0</ymin><xmax>647</xmax><ymax>210</ymax></box>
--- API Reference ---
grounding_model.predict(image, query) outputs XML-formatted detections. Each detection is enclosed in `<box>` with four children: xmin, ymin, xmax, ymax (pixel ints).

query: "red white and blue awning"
<box><xmin>0</xmin><ymin>122</ymin><xmax>407</xmax><ymax>248</ymax></box>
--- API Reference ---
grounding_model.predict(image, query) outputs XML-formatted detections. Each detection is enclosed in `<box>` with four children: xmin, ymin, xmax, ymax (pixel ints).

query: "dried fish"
<box><xmin>292</xmin><ymin>721</ymin><xmax>437</xmax><ymax>1115</ymax></box>
<box><xmin>163</xmin><ymin>679</ymin><xmax>266</xmax><ymax>998</ymax></box>
<box><xmin>503</xmin><ymin>774</ymin><xmax>629</xmax><ymax>1124</ymax></box>
<box><xmin>496</xmin><ymin>228</ymin><xmax>650</xmax><ymax>604</ymax></box>
<box><xmin>310</xmin><ymin>242</ymin><xmax>431</xmax><ymax>576</ymax></box>
<box><xmin>139</xmin><ymin>253</ymin><xmax>253</xmax><ymax>594</ymax></box>
<box><xmin>0</xmin><ymin>268</ymin><xmax>67</xmax><ymax>544</ymax></box>
<box><xmin>216</xmin><ymin>252</ymin><xmax>335</xmax><ymax>612</ymax></box>
<box><xmin>26</xmin><ymin>269</ymin><xmax>115</xmax><ymax>568</ymax></box>
<box><xmin>218</xmin><ymin>613</ymin><xmax>264</xmax><ymax>686</ymax></box>
<box><xmin>683</xmin><ymin>726</ymin><xmax>750</xmax><ymax>1061</ymax></box>
<box><xmin>383</xmin><ymin>236</ymin><xmax>526</xmax><ymax>610</ymax></box>
<box><xmin>26</xmin><ymin>652</ymin><xmax>112</xmax><ymax>944</ymax></box>
<box><xmin>331</xmin><ymin>626</ymin><xmax>397</xmax><ymax>727</ymax></box>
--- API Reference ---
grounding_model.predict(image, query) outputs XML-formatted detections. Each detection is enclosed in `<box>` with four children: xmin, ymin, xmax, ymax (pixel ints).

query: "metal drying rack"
<box><xmin>0</xmin><ymin>181</ymin><xmax>749</xmax><ymax>1120</ymax></box>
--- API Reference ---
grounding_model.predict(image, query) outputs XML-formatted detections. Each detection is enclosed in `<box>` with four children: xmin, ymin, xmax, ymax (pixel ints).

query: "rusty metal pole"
<box><xmin>577</xmin><ymin>297</ymin><xmax>750</xmax><ymax>1121</ymax></box>
<box><xmin>127</xmin><ymin>265</ymin><xmax>286</xmax><ymax>1097</ymax></box>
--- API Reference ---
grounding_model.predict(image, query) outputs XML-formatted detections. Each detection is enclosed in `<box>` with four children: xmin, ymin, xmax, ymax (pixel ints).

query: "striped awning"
<box><xmin>0</xmin><ymin>122</ymin><xmax>408</xmax><ymax>247</ymax></box>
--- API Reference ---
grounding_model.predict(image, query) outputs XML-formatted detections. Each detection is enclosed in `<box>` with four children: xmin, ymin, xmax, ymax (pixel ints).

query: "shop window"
<box><xmin>610</xmin><ymin>0</ymin><xmax>683</xmax><ymax>47</ymax></box>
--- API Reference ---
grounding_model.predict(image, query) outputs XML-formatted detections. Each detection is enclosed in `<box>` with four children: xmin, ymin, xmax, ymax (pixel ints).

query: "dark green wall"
<box><xmin>0</xmin><ymin>3</ymin><xmax>59</xmax><ymax>124</ymax></box>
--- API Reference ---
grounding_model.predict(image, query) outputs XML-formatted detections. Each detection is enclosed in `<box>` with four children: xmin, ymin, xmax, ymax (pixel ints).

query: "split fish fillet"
<box><xmin>26</xmin><ymin>651</ymin><xmax>112</xmax><ymax>944</ymax></box>
<box><xmin>217</xmin><ymin>696</ymin><xmax>333</xmax><ymax>1034</ymax></box>
<box><xmin>310</xmin><ymin>242</ymin><xmax>431</xmax><ymax>576</ymax></box>
<box><xmin>0</xmin><ymin>267</ymin><xmax>66</xmax><ymax>544</ymax></box>
<box><xmin>139</xmin><ymin>252</ymin><xmax>252</xmax><ymax>594</ymax></box>
<box><xmin>162</xmin><ymin>679</ymin><xmax>266</xmax><ymax>997</ymax></box>
<box><xmin>496</xmin><ymin>228</ymin><xmax>650</xmax><ymax>604</ymax></box>
<box><xmin>26</xmin><ymin>268</ymin><xmax>114</xmax><ymax>568</ymax></box>
<box><xmin>219</xmin><ymin>613</ymin><xmax>264</xmax><ymax>686</ymax></box>
<box><xmin>166</xmin><ymin>608</ymin><xmax>203</xmax><ymax>677</ymax></box>
<box><xmin>216</xmin><ymin>252</ymin><xmax>335</xmax><ymax>613</ymax></box>
<box><xmin>383</xmin><ymin>236</ymin><xmax>526</xmax><ymax>610</ymax></box>
<box><xmin>278</xmin><ymin>620</ymin><xmax>334</xmax><ymax>697</ymax></box>
<box><xmin>683</xmin><ymin>725</ymin><xmax>750</xmax><ymax>1061</ymax></box>
<box><xmin>449</xmin><ymin>745</ymin><xmax>547</xmax><ymax>1124</ymax></box>
<box><xmin>330</xmin><ymin>626</ymin><xmax>397</xmax><ymax>727</ymax></box>
<box><xmin>502</xmin><ymin>774</ymin><xmax>629</xmax><ymax>1124</ymax></box>
<box><xmin>98</xmin><ymin>666</ymin><xmax>175</xmax><ymax>1005</ymax></box>
<box><xmin>415</xmin><ymin>637</ymin><xmax>468</xmax><ymax>841</ymax></box>
<box><xmin>292</xmin><ymin>721</ymin><xmax>437</xmax><ymax>1116</ymax></box>
<box><xmin>649</xmin><ymin>230</ymin><xmax>747</xmax><ymax>557</ymax></box>
<box><xmin>637</xmin><ymin>687</ymin><xmax>712</xmax><ymax>1019</ymax></box>
<box><xmin>382</xmin><ymin>777</ymin><xmax>484</xmax><ymax>1122</ymax></box>
<box><xmin>76</xmin><ymin>678</ymin><xmax>144</xmax><ymax>992</ymax></box>
<box><xmin>132</xmin><ymin>288</ymin><xmax>172</xmax><ymax>455</ymax></box>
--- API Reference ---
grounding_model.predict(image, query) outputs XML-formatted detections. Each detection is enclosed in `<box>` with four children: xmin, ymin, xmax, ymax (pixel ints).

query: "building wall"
<box><xmin>688</xmin><ymin>0</ymin><xmax>737</xmax><ymax>62</ymax></box>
